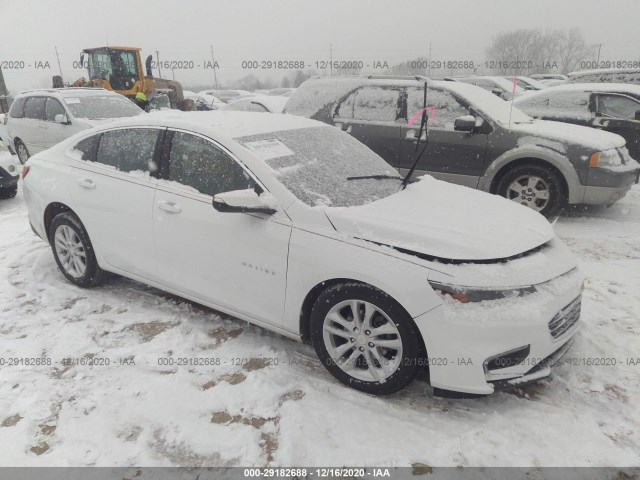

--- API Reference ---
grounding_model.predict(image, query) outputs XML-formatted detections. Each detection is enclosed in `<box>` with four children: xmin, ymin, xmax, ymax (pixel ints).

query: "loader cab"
<box><xmin>83</xmin><ymin>47</ymin><xmax>143</xmax><ymax>93</ymax></box>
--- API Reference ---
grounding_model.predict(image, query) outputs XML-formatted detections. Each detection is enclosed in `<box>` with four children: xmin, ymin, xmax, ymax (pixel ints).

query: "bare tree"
<box><xmin>557</xmin><ymin>28</ymin><xmax>596</xmax><ymax>73</ymax></box>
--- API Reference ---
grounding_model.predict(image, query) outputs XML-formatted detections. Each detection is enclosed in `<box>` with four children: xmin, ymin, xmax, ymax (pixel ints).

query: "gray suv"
<box><xmin>285</xmin><ymin>76</ymin><xmax>640</xmax><ymax>216</ymax></box>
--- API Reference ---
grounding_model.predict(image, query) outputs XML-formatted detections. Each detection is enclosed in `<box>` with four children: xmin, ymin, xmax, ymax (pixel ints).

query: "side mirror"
<box><xmin>491</xmin><ymin>88</ymin><xmax>503</xmax><ymax>97</ymax></box>
<box><xmin>454</xmin><ymin>115</ymin><xmax>476</xmax><ymax>132</ymax></box>
<box><xmin>212</xmin><ymin>188</ymin><xmax>277</xmax><ymax>215</ymax></box>
<box><xmin>54</xmin><ymin>113</ymin><xmax>70</xmax><ymax>125</ymax></box>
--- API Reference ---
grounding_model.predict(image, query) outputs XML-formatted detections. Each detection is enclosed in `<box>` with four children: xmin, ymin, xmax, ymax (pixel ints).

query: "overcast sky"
<box><xmin>1</xmin><ymin>0</ymin><xmax>639</xmax><ymax>92</ymax></box>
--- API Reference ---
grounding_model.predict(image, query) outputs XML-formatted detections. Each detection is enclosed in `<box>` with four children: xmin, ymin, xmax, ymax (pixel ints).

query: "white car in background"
<box><xmin>221</xmin><ymin>95</ymin><xmax>288</xmax><ymax>113</ymax></box>
<box><xmin>22</xmin><ymin>111</ymin><xmax>583</xmax><ymax>398</ymax></box>
<box><xmin>6</xmin><ymin>88</ymin><xmax>144</xmax><ymax>164</ymax></box>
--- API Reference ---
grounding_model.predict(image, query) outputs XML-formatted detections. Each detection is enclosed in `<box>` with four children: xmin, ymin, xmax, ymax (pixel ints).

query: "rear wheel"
<box><xmin>49</xmin><ymin>212</ymin><xmax>105</xmax><ymax>288</ymax></box>
<box><xmin>310</xmin><ymin>283</ymin><xmax>424</xmax><ymax>395</ymax></box>
<box><xmin>0</xmin><ymin>185</ymin><xmax>17</xmax><ymax>199</ymax></box>
<box><xmin>496</xmin><ymin>163</ymin><xmax>565</xmax><ymax>217</ymax></box>
<box><xmin>15</xmin><ymin>140</ymin><xmax>30</xmax><ymax>165</ymax></box>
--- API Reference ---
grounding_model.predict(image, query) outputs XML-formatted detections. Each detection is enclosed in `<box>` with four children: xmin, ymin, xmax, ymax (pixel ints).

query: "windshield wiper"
<box><xmin>347</xmin><ymin>174</ymin><xmax>402</xmax><ymax>181</ymax></box>
<box><xmin>400</xmin><ymin>81</ymin><xmax>429</xmax><ymax>190</ymax></box>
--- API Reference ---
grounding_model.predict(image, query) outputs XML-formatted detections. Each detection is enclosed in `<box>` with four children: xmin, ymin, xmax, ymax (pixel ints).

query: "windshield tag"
<box><xmin>244</xmin><ymin>139</ymin><xmax>294</xmax><ymax>160</ymax></box>
<box><xmin>64</xmin><ymin>98</ymin><xmax>81</xmax><ymax>104</ymax></box>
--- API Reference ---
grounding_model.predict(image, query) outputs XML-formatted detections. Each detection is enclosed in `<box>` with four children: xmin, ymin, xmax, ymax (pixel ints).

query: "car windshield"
<box><xmin>62</xmin><ymin>95</ymin><xmax>143</xmax><ymax>119</ymax></box>
<box><xmin>236</xmin><ymin>126</ymin><xmax>402</xmax><ymax>207</ymax></box>
<box><xmin>490</xmin><ymin>77</ymin><xmax>526</xmax><ymax>95</ymax></box>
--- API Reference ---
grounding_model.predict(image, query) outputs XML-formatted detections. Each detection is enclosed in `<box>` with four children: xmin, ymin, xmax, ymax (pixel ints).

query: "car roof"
<box><xmin>517</xmin><ymin>82</ymin><xmax>640</xmax><ymax>98</ymax></box>
<box><xmin>95</xmin><ymin>110</ymin><xmax>327</xmax><ymax>139</ymax></box>
<box><xmin>568</xmin><ymin>68</ymin><xmax>640</xmax><ymax>77</ymax></box>
<box><xmin>16</xmin><ymin>88</ymin><xmax>116</xmax><ymax>98</ymax></box>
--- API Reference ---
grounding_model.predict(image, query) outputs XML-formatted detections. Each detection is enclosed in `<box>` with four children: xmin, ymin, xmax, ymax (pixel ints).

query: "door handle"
<box><xmin>158</xmin><ymin>200</ymin><xmax>182</xmax><ymax>214</ymax></box>
<box><xmin>77</xmin><ymin>178</ymin><xmax>96</xmax><ymax>189</ymax></box>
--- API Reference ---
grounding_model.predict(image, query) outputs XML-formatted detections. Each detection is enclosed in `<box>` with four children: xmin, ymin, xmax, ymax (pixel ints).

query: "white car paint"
<box><xmin>22</xmin><ymin>111</ymin><xmax>583</xmax><ymax>396</ymax></box>
<box><xmin>6</xmin><ymin>88</ymin><xmax>144</xmax><ymax>159</ymax></box>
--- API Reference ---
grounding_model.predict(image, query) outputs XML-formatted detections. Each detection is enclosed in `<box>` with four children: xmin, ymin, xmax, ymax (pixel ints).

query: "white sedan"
<box><xmin>22</xmin><ymin>111</ymin><xmax>583</xmax><ymax>397</ymax></box>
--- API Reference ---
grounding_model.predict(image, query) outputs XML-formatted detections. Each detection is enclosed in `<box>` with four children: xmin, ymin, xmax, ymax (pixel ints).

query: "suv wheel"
<box><xmin>15</xmin><ymin>140</ymin><xmax>30</xmax><ymax>165</ymax></box>
<box><xmin>496</xmin><ymin>163</ymin><xmax>565</xmax><ymax>217</ymax></box>
<box><xmin>310</xmin><ymin>283</ymin><xmax>424</xmax><ymax>395</ymax></box>
<box><xmin>49</xmin><ymin>212</ymin><xmax>105</xmax><ymax>288</ymax></box>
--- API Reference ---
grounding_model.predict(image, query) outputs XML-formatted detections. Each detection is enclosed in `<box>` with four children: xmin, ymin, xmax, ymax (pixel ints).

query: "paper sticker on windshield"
<box><xmin>244</xmin><ymin>139</ymin><xmax>293</xmax><ymax>160</ymax></box>
<box><xmin>64</xmin><ymin>98</ymin><xmax>81</xmax><ymax>104</ymax></box>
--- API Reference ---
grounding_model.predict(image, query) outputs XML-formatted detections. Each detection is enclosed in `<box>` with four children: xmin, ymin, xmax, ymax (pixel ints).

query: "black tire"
<box><xmin>49</xmin><ymin>211</ymin><xmax>105</xmax><ymax>288</ymax></box>
<box><xmin>310</xmin><ymin>282</ymin><xmax>424</xmax><ymax>395</ymax></box>
<box><xmin>496</xmin><ymin>163</ymin><xmax>566</xmax><ymax>217</ymax></box>
<box><xmin>15</xmin><ymin>139</ymin><xmax>30</xmax><ymax>165</ymax></box>
<box><xmin>0</xmin><ymin>185</ymin><xmax>17</xmax><ymax>199</ymax></box>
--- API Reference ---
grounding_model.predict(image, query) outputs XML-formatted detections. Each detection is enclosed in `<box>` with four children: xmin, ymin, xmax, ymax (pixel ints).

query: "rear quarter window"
<box><xmin>9</xmin><ymin>97</ymin><xmax>26</xmax><ymax>118</ymax></box>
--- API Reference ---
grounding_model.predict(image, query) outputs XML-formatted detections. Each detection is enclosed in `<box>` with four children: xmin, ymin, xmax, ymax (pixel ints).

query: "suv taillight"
<box><xmin>22</xmin><ymin>165</ymin><xmax>30</xmax><ymax>178</ymax></box>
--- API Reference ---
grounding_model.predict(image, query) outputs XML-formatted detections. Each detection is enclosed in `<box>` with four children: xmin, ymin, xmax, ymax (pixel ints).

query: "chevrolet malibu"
<box><xmin>22</xmin><ymin>111</ymin><xmax>583</xmax><ymax>398</ymax></box>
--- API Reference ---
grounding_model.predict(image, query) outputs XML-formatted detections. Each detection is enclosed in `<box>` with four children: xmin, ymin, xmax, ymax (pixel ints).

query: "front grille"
<box><xmin>548</xmin><ymin>297</ymin><xmax>581</xmax><ymax>339</ymax></box>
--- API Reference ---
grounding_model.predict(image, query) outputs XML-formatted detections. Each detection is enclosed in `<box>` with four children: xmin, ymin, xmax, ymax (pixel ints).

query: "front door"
<box><xmin>399</xmin><ymin>86</ymin><xmax>489</xmax><ymax>188</ymax></box>
<box><xmin>152</xmin><ymin>130</ymin><xmax>292</xmax><ymax>326</ymax></box>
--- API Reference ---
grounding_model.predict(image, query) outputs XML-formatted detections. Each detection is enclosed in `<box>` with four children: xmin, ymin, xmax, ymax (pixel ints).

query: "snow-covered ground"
<box><xmin>0</xmin><ymin>153</ymin><xmax>638</xmax><ymax>467</ymax></box>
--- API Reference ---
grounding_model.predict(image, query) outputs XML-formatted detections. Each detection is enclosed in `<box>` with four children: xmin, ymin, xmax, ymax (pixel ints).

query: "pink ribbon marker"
<box><xmin>407</xmin><ymin>106</ymin><xmax>436</xmax><ymax>127</ymax></box>
<box><xmin>512</xmin><ymin>76</ymin><xmax>517</xmax><ymax>94</ymax></box>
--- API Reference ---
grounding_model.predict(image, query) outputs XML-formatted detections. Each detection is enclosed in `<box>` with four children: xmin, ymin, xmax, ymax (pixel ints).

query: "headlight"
<box><xmin>429</xmin><ymin>281</ymin><xmax>536</xmax><ymax>303</ymax></box>
<box><xmin>589</xmin><ymin>149</ymin><xmax>622</xmax><ymax>168</ymax></box>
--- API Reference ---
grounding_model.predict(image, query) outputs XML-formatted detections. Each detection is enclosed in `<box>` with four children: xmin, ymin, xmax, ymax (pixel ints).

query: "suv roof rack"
<box><xmin>360</xmin><ymin>74</ymin><xmax>430</xmax><ymax>82</ymax></box>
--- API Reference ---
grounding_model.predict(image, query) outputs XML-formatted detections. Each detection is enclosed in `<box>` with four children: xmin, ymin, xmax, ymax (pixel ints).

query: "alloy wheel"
<box><xmin>506</xmin><ymin>175</ymin><xmax>550</xmax><ymax>211</ymax></box>
<box><xmin>322</xmin><ymin>299</ymin><xmax>403</xmax><ymax>383</ymax></box>
<box><xmin>54</xmin><ymin>225</ymin><xmax>87</xmax><ymax>278</ymax></box>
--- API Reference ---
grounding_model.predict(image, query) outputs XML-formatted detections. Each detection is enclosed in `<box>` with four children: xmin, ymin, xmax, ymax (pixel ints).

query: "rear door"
<box><xmin>21</xmin><ymin>97</ymin><xmax>48</xmax><ymax>153</ymax></box>
<box><xmin>66</xmin><ymin>127</ymin><xmax>162</xmax><ymax>279</ymax></box>
<box><xmin>332</xmin><ymin>86</ymin><xmax>403</xmax><ymax>167</ymax></box>
<box><xmin>399</xmin><ymin>86</ymin><xmax>489</xmax><ymax>188</ymax></box>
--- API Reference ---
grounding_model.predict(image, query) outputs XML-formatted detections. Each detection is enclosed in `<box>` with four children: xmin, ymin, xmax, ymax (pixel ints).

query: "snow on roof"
<box><xmin>519</xmin><ymin>82</ymin><xmax>640</xmax><ymax>97</ymax></box>
<box><xmin>17</xmin><ymin>88</ymin><xmax>114</xmax><ymax>97</ymax></box>
<box><xmin>568</xmin><ymin>68</ymin><xmax>640</xmax><ymax>77</ymax></box>
<box><xmin>103</xmin><ymin>110</ymin><xmax>328</xmax><ymax>139</ymax></box>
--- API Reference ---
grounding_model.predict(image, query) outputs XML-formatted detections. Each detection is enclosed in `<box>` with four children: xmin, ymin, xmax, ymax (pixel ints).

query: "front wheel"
<box><xmin>310</xmin><ymin>283</ymin><xmax>424</xmax><ymax>395</ymax></box>
<box><xmin>49</xmin><ymin>212</ymin><xmax>105</xmax><ymax>288</ymax></box>
<box><xmin>496</xmin><ymin>163</ymin><xmax>565</xmax><ymax>217</ymax></box>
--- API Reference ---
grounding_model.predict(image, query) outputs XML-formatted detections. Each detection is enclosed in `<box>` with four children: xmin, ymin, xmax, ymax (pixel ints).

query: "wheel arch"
<box><xmin>43</xmin><ymin>202</ymin><xmax>73</xmax><ymax>243</ymax></box>
<box><xmin>298</xmin><ymin>278</ymin><xmax>428</xmax><ymax>361</ymax></box>
<box><xmin>479</xmin><ymin>149</ymin><xmax>584</xmax><ymax>204</ymax></box>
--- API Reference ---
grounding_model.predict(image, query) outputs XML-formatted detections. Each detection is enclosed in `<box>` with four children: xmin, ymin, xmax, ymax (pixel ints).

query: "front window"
<box><xmin>237</xmin><ymin>126</ymin><xmax>402</xmax><ymax>207</ymax></box>
<box><xmin>407</xmin><ymin>87</ymin><xmax>469</xmax><ymax>130</ymax></box>
<box><xmin>63</xmin><ymin>94</ymin><xmax>143</xmax><ymax>120</ymax></box>
<box><xmin>87</xmin><ymin>48</ymin><xmax>140</xmax><ymax>91</ymax></box>
<box><xmin>454</xmin><ymin>85</ymin><xmax>532</xmax><ymax>125</ymax></box>
<box><xmin>597</xmin><ymin>94</ymin><xmax>640</xmax><ymax>119</ymax></box>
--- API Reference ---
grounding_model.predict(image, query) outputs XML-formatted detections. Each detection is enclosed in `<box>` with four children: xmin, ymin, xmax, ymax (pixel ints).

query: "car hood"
<box><xmin>511</xmin><ymin>119</ymin><xmax>626</xmax><ymax>150</ymax></box>
<box><xmin>325</xmin><ymin>176</ymin><xmax>555</xmax><ymax>262</ymax></box>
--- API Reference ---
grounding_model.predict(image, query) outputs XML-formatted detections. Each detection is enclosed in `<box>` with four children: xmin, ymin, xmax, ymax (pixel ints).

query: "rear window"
<box><xmin>9</xmin><ymin>97</ymin><xmax>26</xmax><ymax>118</ymax></box>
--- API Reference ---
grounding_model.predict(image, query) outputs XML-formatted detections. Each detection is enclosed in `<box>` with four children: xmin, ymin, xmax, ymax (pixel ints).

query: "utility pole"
<box><xmin>427</xmin><ymin>42</ymin><xmax>432</xmax><ymax>78</ymax></box>
<box><xmin>0</xmin><ymin>65</ymin><xmax>8</xmax><ymax>114</ymax></box>
<box><xmin>210</xmin><ymin>44</ymin><xmax>219</xmax><ymax>89</ymax></box>
<box><xmin>156</xmin><ymin>50</ymin><xmax>162</xmax><ymax>79</ymax></box>
<box><xmin>54</xmin><ymin>46</ymin><xmax>64</xmax><ymax>83</ymax></box>
<box><xmin>330</xmin><ymin>42</ymin><xmax>333</xmax><ymax>76</ymax></box>
<box><xmin>596</xmin><ymin>44</ymin><xmax>602</xmax><ymax>64</ymax></box>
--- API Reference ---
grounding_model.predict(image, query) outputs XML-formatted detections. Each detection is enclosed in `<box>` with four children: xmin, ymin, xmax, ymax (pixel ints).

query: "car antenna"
<box><xmin>400</xmin><ymin>81</ymin><xmax>429</xmax><ymax>190</ymax></box>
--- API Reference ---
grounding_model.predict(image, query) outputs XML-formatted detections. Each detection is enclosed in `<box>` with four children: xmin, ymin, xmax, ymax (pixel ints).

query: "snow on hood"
<box><xmin>326</xmin><ymin>176</ymin><xmax>554</xmax><ymax>261</ymax></box>
<box><xmin>512</xmin><ymin>119</ymin><xmax>626</xmax><ymax>151</ymax></box>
